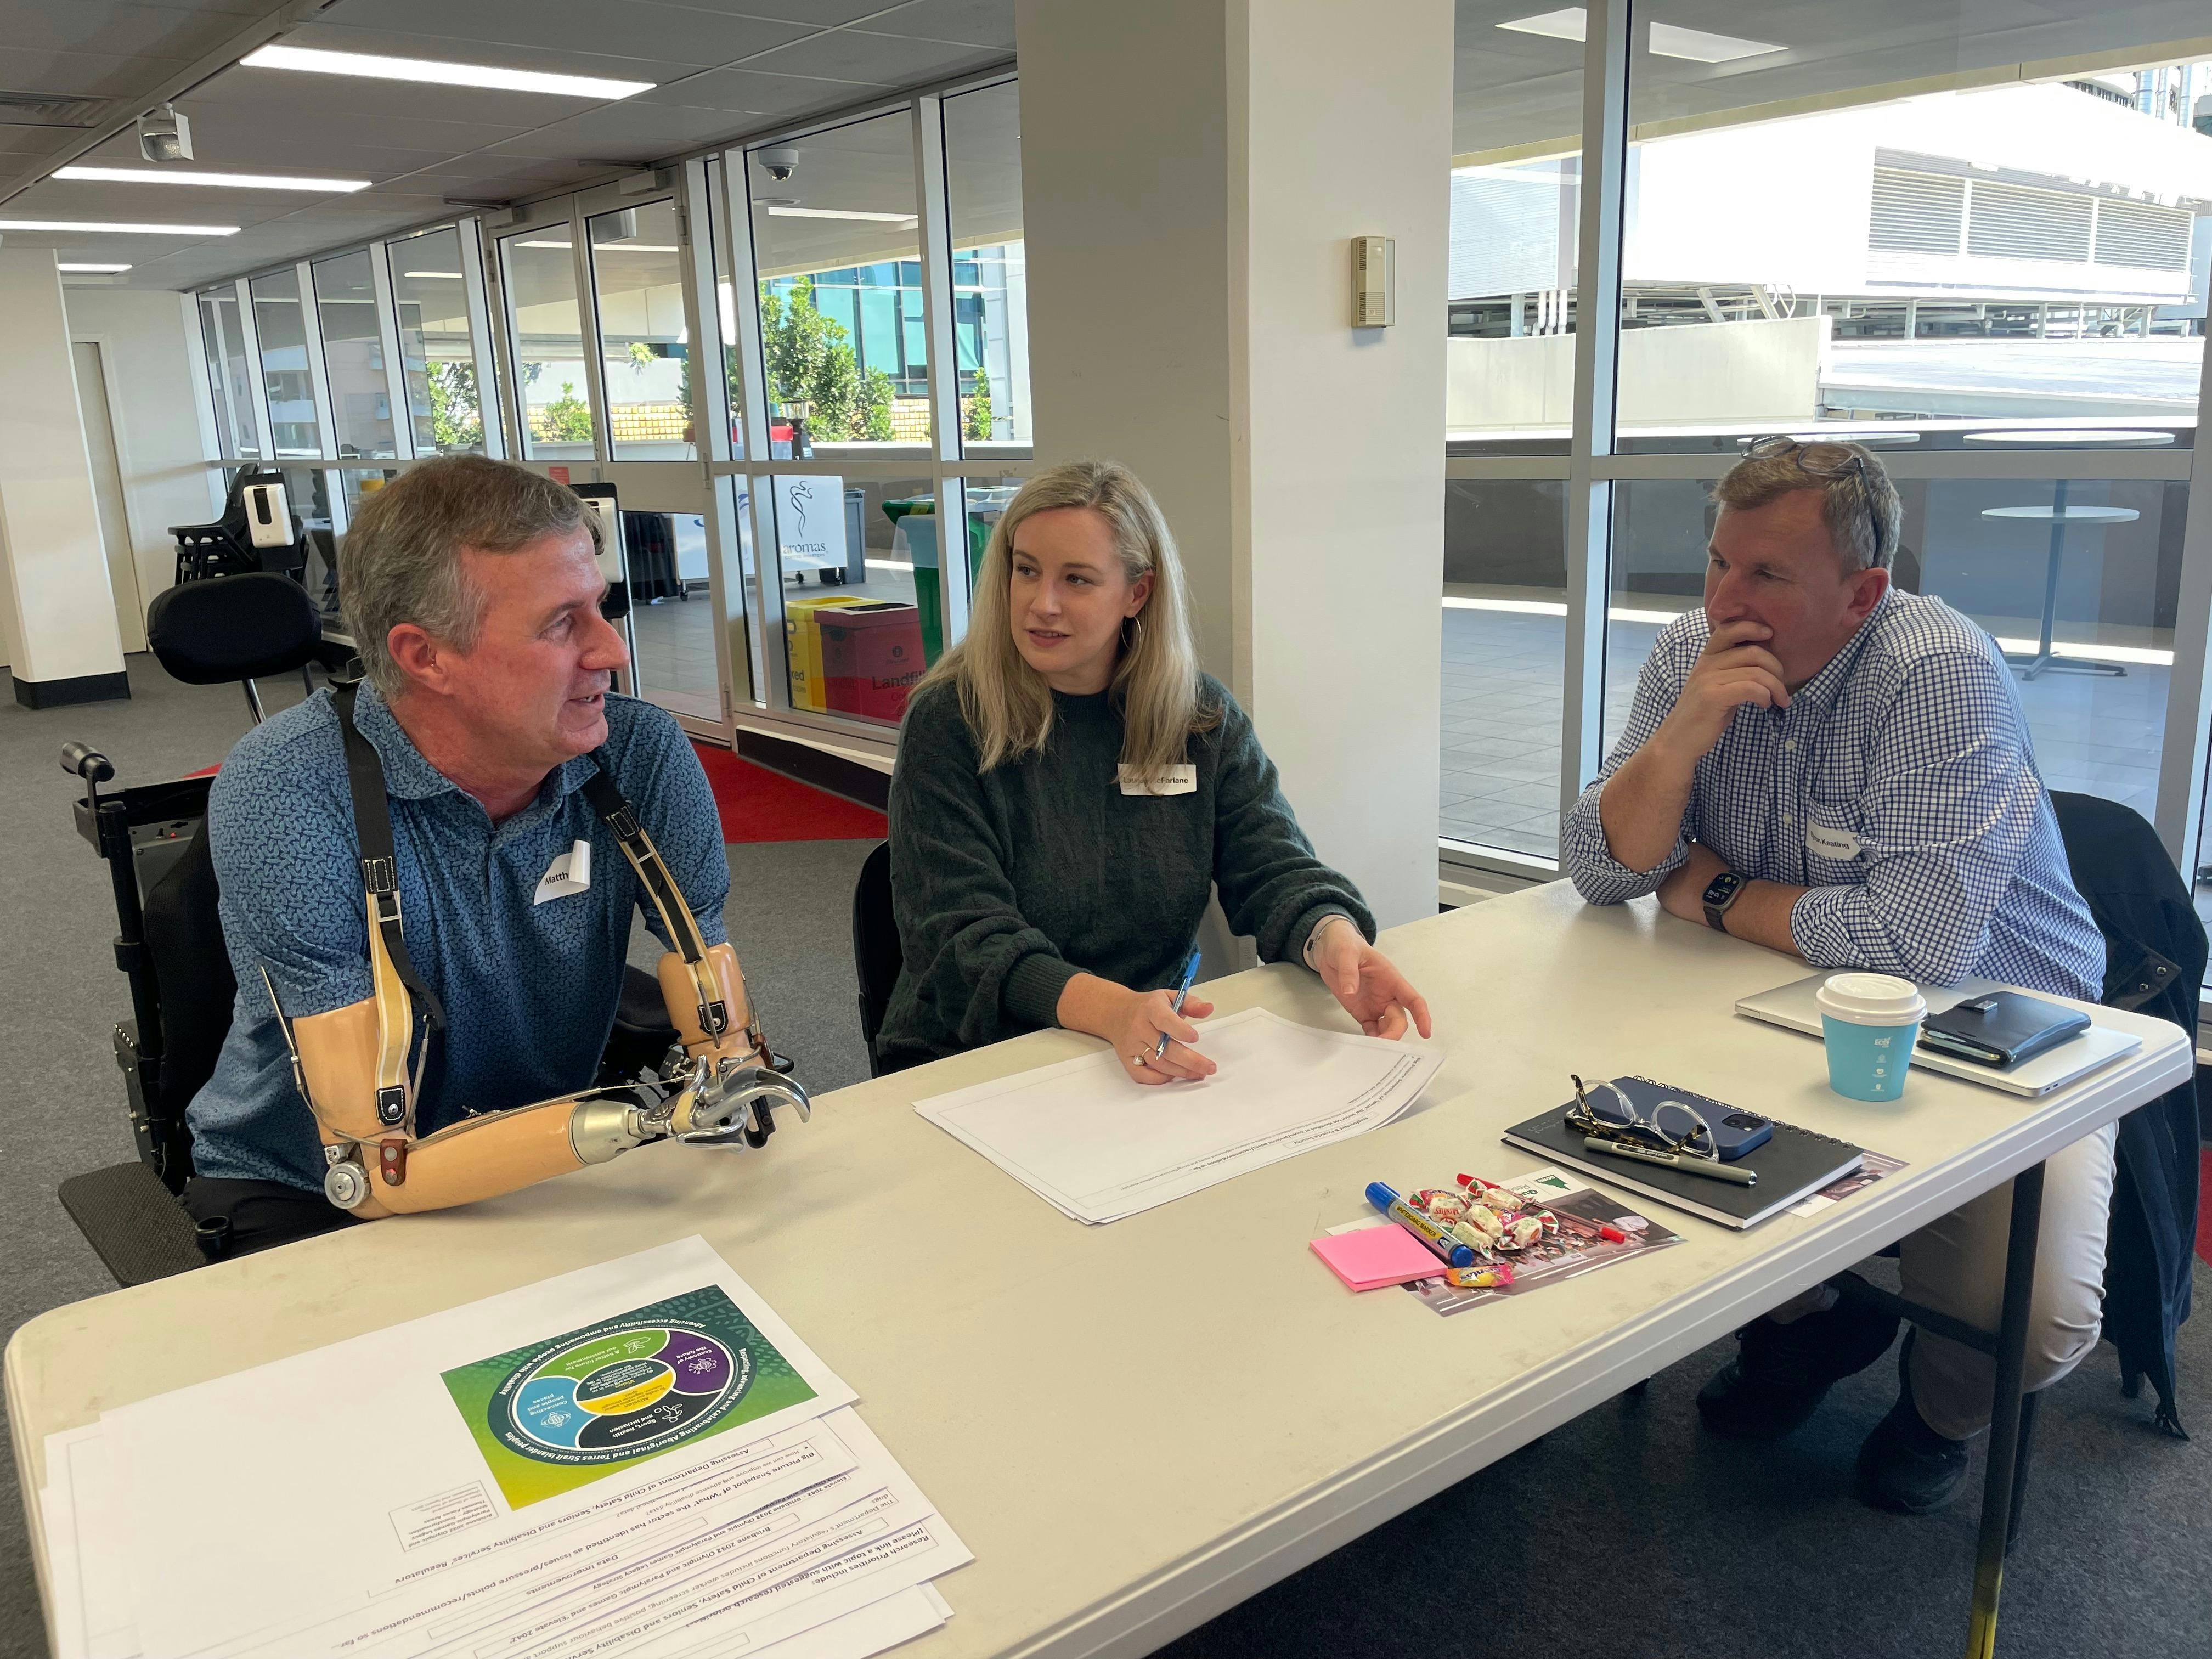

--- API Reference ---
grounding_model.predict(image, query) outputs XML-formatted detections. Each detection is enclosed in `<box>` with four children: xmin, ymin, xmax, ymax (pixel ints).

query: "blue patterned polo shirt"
<box><xmin>188</xmin><ymin>681</ymin><xmax>730</xmax><ymax>1190</ymax></box>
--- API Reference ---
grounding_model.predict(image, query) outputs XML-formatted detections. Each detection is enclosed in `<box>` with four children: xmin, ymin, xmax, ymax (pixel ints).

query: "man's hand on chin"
<box><xmin>1657</xmin><ymin>842</ymin><xmax>1727</xmax><ymax>925</ymax></box>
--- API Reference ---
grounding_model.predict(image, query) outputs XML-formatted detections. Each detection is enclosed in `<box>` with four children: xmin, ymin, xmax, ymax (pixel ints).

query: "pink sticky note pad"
<box><xmin>1311</xmin><ymin>1225</ymin><xmax>1443</xmax><ymax>1291</ymax></box>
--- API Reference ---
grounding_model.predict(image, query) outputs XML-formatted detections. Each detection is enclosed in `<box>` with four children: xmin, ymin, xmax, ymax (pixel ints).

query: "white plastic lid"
<box><xmin>1816</xmin><ymin>972</ymin><xmax>1927</xmax><ymax>1025</ymax></box>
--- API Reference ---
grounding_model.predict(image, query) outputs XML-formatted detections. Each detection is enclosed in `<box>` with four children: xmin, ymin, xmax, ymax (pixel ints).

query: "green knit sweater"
<box><xmin>879</xmin><ymin>673</ymin><xmax>1374</xmax><ymax>1062</ymax></box>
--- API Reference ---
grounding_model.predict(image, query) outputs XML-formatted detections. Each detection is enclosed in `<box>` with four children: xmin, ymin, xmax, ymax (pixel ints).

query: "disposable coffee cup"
<box><xmin>1815</xmin><ymin>973</ymin><xmax>1926</xmax><ymax>1101</ymax></box>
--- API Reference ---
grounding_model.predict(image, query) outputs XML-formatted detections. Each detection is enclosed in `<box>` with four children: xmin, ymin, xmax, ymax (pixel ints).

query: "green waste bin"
<box><xmin>887</xmin><ymin>498</ymin><xmax>991</xmax><ymax>665</ymax></box>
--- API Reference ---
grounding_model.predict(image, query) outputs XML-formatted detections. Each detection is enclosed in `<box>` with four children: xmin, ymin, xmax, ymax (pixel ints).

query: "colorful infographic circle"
<box><xmin>489</xmin><ymin>1318</ymin><xmax>753</xmax><ymax>1465</ymax></box>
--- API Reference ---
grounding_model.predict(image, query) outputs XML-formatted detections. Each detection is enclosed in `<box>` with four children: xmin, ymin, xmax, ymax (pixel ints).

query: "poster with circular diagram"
<box><xmin>441</xmin><ymin>1284</ymin><xmax>818</xmax><ymax>1508</ymax></box>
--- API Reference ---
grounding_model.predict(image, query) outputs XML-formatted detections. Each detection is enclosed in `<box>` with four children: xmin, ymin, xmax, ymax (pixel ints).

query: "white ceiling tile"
<box><xmin>862</xmin><ymin>0</ymin><xmax>1017</xmax><ymax>50</ymax></box>
<box><xmin>304</xmin><ymin>2</ymin><xmax>813</xmax><ymax>70</ymax></box>
<box><xmin>0</xmin><ymin>45</ymin><xmax>190</xmax><ymax>100</ymax></box>
<box><xmin>637</xmin><ymin>64</ymin><xmax>882</xmax><ymax>117</ymax></box>
<box><xmin>652</xmin><ymin>0</ymin><xmax>891</xmax><ymax>24</ymax></box>
<box><xmin>483</xmin><ymin>99</ymin><xmax>776</xmax><ymax>161</ymax></box>
<box><xmin>737</xmin><ymin>28</ymin><xmax>1005</xmax><ymax>84</ymax></box>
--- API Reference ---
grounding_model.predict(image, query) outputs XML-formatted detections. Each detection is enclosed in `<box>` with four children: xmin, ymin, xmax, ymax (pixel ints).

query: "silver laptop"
<box><xmin>1735</xmin><ymin>973</ymin><xmax>2138</xmax><ymax>1097</ymax></box>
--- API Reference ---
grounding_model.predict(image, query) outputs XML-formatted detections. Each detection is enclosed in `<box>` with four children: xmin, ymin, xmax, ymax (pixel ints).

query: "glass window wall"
<box><xmin>250</xmin><ymin>268</ymin><xmax>320</xmax><ymax>459</ymax></box>
<box><xmin>197</xmin><ymin>286</ymin><xmax>260</xmax><ymax>459</ymax></box>
<box><xmin>589</xmin><ymin>200</ymin><xmax>696</xmax><ymax>461</ymax></box>
<box><xmin>748</xmin><ymin>112</ymin><xmax>930</xmax><ymax>455</ymax></box>
<box><xmin>943</xmin><ymin>81</ymin><xmax>1031</xmax><ymax>458</ymax></box>
<box><xmin>312</xmin><ymin>250</ymin><xmax>396</xmax><ymax>460</ymax></box>
<box><xmin>389</xmin><ymin>226</ymin><xmax>483</xmax><ymax>455</ymax></box>
<box><xmin>501</xmin><ymin>229</ymin><xmax>598</xmax><ymax>460</ymax></box>
<box><xmin>1445</xmin><ymin>2</ymin><xmax>2209</xmax><ymax>879</ymax></box>
<box><xmin>1613</xmin><ymin>9</ymin><xmax>2208</xmax><ymax>454</ymax></box>
<box><xmin>1442</xmin><ymin>480</ymin><xmax>1570</xmax><ymax>856</ymax></box>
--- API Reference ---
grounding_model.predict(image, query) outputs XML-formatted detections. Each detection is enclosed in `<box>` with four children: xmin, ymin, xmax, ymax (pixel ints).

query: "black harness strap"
<box><xmin>334</xmin><ymin>684</ymin><xmax>448</xmax><ymax>1032</ymax></box>
<box><xmin>579</xmin><ymin>760</ymin><xmax>729</xmax><ymax>1039</ymax></box>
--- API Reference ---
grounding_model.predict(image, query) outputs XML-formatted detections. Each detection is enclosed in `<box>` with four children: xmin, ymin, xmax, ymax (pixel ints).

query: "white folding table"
<box><xmin>7</xmin><ymin>883</ymin><xmax>2190</xmax><ymax>1658</ymax></box>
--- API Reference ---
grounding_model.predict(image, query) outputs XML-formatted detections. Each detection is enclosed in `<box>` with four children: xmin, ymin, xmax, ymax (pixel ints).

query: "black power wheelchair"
<box><xmin>59</xmin><ymin>572</ymin><xmax>690</xmax><ymax>1286</ymax></box>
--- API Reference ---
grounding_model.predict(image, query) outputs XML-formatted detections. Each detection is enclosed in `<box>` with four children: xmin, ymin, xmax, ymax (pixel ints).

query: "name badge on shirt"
<box><xmin>1806</xmin><ymin>821</ymin><xmax>1864</xmax><ymax>861</ymax></box>
<box><xmin>533</xmin><ymin>838</ymin><xmax>594</xmax><ymax>904</ymax></box>
<box><xmin>1119</xmin><ymin>763</ymin><xmax>1197</xmax><ymax>797</ymax></box>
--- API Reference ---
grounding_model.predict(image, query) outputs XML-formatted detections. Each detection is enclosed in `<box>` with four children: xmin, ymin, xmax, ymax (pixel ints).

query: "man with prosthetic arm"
<box><xmin>180</xmin><ymin>456</ymin><xmax>806</xmax><ymax>1255</ymax></box>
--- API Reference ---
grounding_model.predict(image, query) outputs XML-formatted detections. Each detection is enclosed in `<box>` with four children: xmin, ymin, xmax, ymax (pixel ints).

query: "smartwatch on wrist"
<box><xmin>1701</xmin><ymin>869</ymin><xmax>1746</xmax><ymax>933</ymax></box>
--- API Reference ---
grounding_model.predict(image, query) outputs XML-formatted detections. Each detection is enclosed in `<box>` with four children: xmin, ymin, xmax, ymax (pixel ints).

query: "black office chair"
<box><xmin>167</xmin><ymin>465</ymin><xmax>305</xmax><ymax>584</ymax></box>
<box><xmin>851</xmin><ymin>842</ymin><xmax>904</xmax><ymax>1077</ymax></box>
<box><xmin>2047</xmin><ymin>791</ymin><xmax>2203</xmax><ymax>1442</ymax></box>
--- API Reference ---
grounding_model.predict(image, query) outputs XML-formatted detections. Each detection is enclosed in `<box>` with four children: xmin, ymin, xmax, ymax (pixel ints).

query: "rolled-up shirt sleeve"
<box><xmin>1561</xmin><ymin>626</ymin><xmax>1700</xmax><ymax>904</ymax></box>
<box><xmin>1788</xmin><ymin>650</ymin><xmax>2042</xmax><ymax>985</ymax></box>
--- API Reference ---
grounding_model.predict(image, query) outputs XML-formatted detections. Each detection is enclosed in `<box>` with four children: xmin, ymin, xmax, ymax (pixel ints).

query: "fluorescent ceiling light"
<box><xmin>1496</xmin><ymin>9</ymin><xmax>1784</xmax><ymax>63</ymax></box>
<box><xmin>403</xmin><ymin>270</ymin><xmax>463</xmax><ymax>279</ymax></box>
<box><xmin>241</xmin><ymin>43</ymin><xmax>652</xmax><ymax>100</ymax></box>
<box><xmin>0</xmin><ymin>218</ymin><xmax>238</xmax><ymax>235</ymax></box>
<box><xmin>516</xmin><ymin>239</ymin><xmax>573</xmax><ymax>249</ymax></box>
<box><xmin>55</xmin><ymin>165</ymin><xmax>370</xmax><ymax>192</ymax></box>
<box><xmin>1496</xmin><ymin>9</ymin><xmax>1587</xmax><ymax>43</ymax></box>
<box><xmin>765</xmin><ymin>206</ymin><xmax>918</xmax><ymax>224</ymax></box>
<box><xmin>59</xmin><ymin>262</ymin><xmax>131</xmax><ymax>273</ymax></box>
<box><xmin>1649</xmin><ymin>22</ymin><xmax>1786</xmax><ymax>62</ymax></box>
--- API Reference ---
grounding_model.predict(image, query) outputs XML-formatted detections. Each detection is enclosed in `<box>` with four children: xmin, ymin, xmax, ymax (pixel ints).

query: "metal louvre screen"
<box><xmin>1868</xmin><ymin>169</ymin><xmax>1964</xmax><ymax>255</ymax></box>
<box><xmin>1966</xmin><ymin>180</ymin><xmax>2093</xmax><ymax>262</ymax></box>
<box><xmin>2094</xmin><ymin>198</ymin><xmax>2192</xmax><ymax>270</ymax></box>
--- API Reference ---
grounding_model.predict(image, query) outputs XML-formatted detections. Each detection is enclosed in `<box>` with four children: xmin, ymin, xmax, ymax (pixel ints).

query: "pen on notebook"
<box><xmin>1581</xmin><ymin>1137</ymin><xmax>1758</xmax><ymax>1186</ymax></box>
<box><xmin>1154</xmin><ymin>945</ymin><xmax>1203</xmax><ymax>1060</ymax></box>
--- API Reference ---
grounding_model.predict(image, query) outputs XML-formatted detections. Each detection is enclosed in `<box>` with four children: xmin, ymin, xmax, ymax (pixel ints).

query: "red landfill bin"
<box><xmin>819</xmin><ymin>603</ymin><xmax>926</xmax><ymax>722</ymax></box>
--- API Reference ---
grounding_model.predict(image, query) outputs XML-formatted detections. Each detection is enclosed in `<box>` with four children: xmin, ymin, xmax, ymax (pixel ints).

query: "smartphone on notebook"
<box><xmin>1596</xmin><ymin>1076</ymin><xmax>1773</xmax><ymax>1161</ymax></box>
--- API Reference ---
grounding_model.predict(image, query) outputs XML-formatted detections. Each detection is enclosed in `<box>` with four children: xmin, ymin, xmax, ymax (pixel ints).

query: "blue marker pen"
<box><xmin>1154</xmin><ymin>945</ymin><xmax>1204</xmax><ymax>1060</ymax></box>
<box><xmin>1365</xmin><ymin>1182</ymin><xmax>1476</xmax><ymax>1268</ymax></box>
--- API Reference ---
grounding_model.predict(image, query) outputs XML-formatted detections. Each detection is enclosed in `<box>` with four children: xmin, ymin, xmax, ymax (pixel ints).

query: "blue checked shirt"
<box><xmin>1562</xmin><ymin>589</ymin><xmax>2104</xmax><ymax>999</ymax></box>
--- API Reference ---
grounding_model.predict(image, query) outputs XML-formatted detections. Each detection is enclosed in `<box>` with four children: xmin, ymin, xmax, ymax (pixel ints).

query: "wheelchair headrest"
<box><xmin>146</xmin><ymin>572</ymin><xmax>321</xmax><ymax>685</ymax></box>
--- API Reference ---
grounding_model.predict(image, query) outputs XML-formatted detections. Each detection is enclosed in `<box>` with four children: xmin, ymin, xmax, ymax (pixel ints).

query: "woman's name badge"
<box><xmin>1806</xmin><ymin>820</ymin><xmax>1863</xmax><ymax>861</ymax></box>
<box><xmin>1119</xmin><ymin>764</ymin><xmax>1197</xmax><ymax>797</ymax></box>
<box><xmin>534</xmin><ymin>838</ymin><xmax>594</xmax><ymax>903</ymax></box>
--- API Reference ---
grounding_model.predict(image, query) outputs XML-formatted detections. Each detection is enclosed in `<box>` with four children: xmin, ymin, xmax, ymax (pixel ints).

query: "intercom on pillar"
<box><xmin>1351</xmin><ymin>235</ymin><xmax>1396</xmax><ymax>329</ymax></box>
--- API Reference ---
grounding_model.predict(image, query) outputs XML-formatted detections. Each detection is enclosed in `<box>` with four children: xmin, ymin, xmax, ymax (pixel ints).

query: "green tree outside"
<box><xmin>425</xmin><ymin>361</ymin><xmax>482</xmax><ymax>451</ymax></box>
<box><xmin>759</xmin><ymin>275</ymin><xmax>863</xmax><ymax>438</ymax></box>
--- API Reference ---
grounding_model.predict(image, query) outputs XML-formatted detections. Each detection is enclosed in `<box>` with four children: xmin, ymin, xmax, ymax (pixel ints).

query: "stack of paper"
<box><xmin>38</xmin><ymin>1238</ymin><xmax>968</xmax><ymax>1659</ymax></box>
<box><xmin>916</xmin><ymin>1007</ymin><xmax>1444</xmax><ymax>1223</ymax></box>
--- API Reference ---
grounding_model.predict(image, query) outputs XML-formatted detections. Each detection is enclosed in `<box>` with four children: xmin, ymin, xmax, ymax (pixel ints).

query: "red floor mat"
<box><xmin>692</xmin><ymin>741</ymin><xmax>887</xmax><ymax>844</ymax></box>
<box><xmin>176</xmin><ymin>752</ymin><xmax>884</xmax><ymax>844</ymax></box>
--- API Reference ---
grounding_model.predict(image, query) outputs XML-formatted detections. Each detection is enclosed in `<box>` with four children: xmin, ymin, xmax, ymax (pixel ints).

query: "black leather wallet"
<box><xmin>1920</xmin><ymin>992</ymin><xmax>2091</xmax><ymax>1069</ymax></box>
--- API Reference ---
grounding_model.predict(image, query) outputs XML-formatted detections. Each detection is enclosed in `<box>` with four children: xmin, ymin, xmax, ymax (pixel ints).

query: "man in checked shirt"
<box><xmin>1561</xmin><ymin>438</ymin><xmax>2111</xmax><ymax>1516</ymax></box>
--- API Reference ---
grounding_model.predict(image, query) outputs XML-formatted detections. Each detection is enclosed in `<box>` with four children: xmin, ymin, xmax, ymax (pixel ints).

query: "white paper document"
<box><xmin>915</xmin><ymin>1007</ymin><xmax>1446</xmax><ymax>1223</ymax></box>
<box><xmin>41</xmin><ymin>1238</ymin><xmax>967</xmax><ymax>1659</ymax></box>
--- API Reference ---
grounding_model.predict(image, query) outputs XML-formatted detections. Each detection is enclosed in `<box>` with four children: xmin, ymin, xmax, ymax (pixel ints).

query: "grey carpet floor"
<box><xmin>2</xmin><ymin>659</ymin><xmax>2206</xmax><ymax>1658</ymax></box>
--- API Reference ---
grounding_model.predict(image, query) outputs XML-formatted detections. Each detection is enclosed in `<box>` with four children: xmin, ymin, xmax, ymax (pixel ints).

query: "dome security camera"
<box><xmin>137</xmin><ymin>103</ymin><xmax>193</xmax><ymax>162</ymax></box>
<box><xmin>758</xmin><ymin>145</ymin><xmax>799</xmax><ymax>183</ymax></box>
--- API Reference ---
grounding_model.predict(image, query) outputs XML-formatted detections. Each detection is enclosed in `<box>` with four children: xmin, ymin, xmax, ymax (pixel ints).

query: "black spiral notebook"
<box><xmin>1501</xmin><ymin>1077</ymin><xmax>1865</xmax><ymax>1230</ymax></box>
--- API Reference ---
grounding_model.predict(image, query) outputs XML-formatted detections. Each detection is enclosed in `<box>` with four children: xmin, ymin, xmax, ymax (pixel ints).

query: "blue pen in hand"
<box><xmin>1154</xmin><ymin>946</ymin><xmax>1204</xmax><ymax>1061</ymax></box>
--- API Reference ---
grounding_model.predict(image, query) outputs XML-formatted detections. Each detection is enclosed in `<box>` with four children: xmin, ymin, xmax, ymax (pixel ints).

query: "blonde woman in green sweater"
<box><xmin>881</xmin><ymin>460</ymin><xmax>1430</xmax><ymax>1080</ymax></box>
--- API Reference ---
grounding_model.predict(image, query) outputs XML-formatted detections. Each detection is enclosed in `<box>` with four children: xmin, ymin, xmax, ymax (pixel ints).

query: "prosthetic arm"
<box><xmin>275</xmin><ymin>692</ymin><xmax>810</xmax><ymax>1220</ymax></box>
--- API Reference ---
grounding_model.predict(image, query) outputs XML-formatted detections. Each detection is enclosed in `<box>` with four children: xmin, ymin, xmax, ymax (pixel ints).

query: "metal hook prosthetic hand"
<box><xmin>280</xmin><ymin>939</ymin><xmax>812</xmax><ymax>1220</ymax></box>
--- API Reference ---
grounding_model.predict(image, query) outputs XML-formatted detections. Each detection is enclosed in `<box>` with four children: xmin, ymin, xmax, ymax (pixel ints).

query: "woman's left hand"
<box><xmin>1308</xmin><ymin>916</ymin><xmax>1433</xmax><ymax>1040</ymax></box>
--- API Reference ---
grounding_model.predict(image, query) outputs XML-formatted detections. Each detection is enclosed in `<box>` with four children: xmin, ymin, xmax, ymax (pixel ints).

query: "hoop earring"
<box><xmin>1121</xmin><ymin>613</ymin><xmax>1143</xmax><ymax>650</ymax></box>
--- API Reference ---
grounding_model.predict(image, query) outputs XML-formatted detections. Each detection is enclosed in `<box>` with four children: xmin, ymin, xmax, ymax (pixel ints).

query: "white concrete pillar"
<box><xmin>1017</xmin><ymin>0</ymin><xmax>1448</xmax><ymax>927</ymax></box>
<box><xmin>0</xmin><ymin>247</ymin><xmax>129</xmax><ymax>707</ymax></box>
